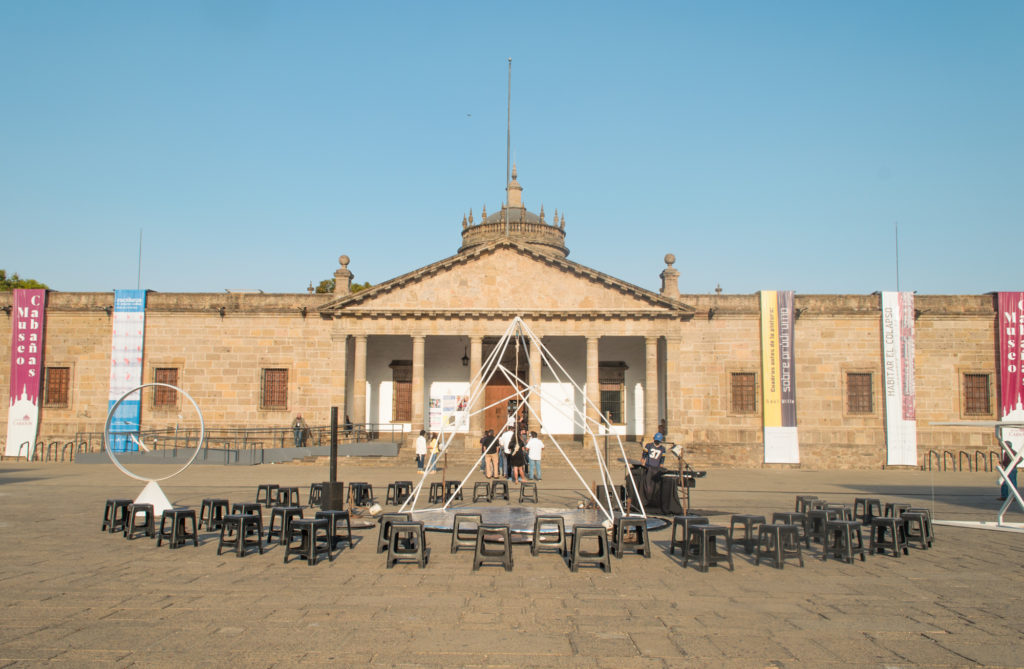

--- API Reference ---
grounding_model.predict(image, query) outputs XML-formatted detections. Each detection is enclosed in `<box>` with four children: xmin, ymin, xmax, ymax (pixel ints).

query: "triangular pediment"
<box><xmin>320</xmin><ymin>241</ymin><xmax>694</xmax><ymax>318</ymax></box>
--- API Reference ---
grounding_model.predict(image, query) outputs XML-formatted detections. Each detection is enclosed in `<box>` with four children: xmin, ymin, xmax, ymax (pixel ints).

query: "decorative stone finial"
<box><xmin>334</xmin><ymin>255</ymin><xmax>353</xmax><ymax>296</ymax></box>
<box><xmin>507</xmin><ymin>163</ymin><xmax>523</xmax><ymax>208</ymax></box>
<box><xmin>539</xmin><ymin>204</ymin><xmax>545</xmax><ymax>223</ymax></box>
<box><xmin>481</xmin><ymin>204</ymin><xmax>487</xmax><ymax>219</ymax></box>
<box><xmin>559</xmin><ymin>213</ymin><xmax>565</xmax><ymax>230</ymax></box>
<box><xmin>468</xmin><ymin>208</ymin><xmax>473</xmax><ymax>225</ymax></box>
<box><xmin>659</xmin><ymin>251</ymin><xmax>680</xmax><ymax>299</ymax></box>
<box><xmin>715</xmin><ymin>283</ymin><xmax>722</xmax><ymax>295</ymax></box>
<box><xmin>462</xmin><ymin>214</ymin><xmax>467</xmax><ymax>229</ymax></box>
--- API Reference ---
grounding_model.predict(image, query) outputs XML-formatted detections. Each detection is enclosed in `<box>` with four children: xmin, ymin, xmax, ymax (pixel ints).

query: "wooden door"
<box><xmin>485</xmin><ymin>384</ymin><xmax>514</xmax><ymax>434</ymax></box>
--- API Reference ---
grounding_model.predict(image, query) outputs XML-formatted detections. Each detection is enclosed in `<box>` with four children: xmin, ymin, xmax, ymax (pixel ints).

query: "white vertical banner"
<box><xmin>107</xmin><ymin>290</ymin><xmax>146</xmax><ymax>452</ymax></box>
<box><xmin>881</xmin><ymin>291</ymin><xmax>917</xmax><ymax>466</ymax></box>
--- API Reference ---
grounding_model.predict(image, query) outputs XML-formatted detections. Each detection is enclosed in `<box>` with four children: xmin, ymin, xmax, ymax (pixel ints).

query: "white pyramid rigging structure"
<box><xmin>399</xmin><ymin>317</ymin><xmax>645</xmax><ymax>521</ymax></box>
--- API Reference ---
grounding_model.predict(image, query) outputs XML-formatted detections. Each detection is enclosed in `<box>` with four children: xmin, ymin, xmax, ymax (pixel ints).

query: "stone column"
<box><xmin>412</xmin><ymin>335</ymin><xmax>426</xmax><ymax>431</ymax></box>
<box><xmin>528</xmin><ymin>337</ymin><xmax>542</xmax><ymax>431</ymax></box>
<box><xmin>586</xmin><ymin>336</ymin><xmax>601</xmax><ymax>428</ymax></box>
<box><xmin>664</xmin><ymin>335</ymin><xmax>683</xmax><ymax>439</ymax></box>
<box><xmin>469</xmin><ymin>335</ymin><xmax>483</xmax><ymax>440</ymax></box>
<box><xmin>351</xmin><ymin>334</ymin><xmax>367</xmax><ymax>425</ymax></box>
<box><xmin>331</xmin><ymin>332</ymin><xmax>348</xmax><ymax>421</ymax></box>
<box><xmin>644</xmin><ymin>335</ymin><xmax>659</xmax><ymax>439</ymax></box>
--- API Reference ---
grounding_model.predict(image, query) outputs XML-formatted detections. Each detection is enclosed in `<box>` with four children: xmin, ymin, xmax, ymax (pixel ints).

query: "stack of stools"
<box><xmin>102</xmin><ymin>499</ymin><xmax>133</xmax><ymax>534</ymax></box>
<box><xmin>822</xmin><ymin>519</ymin><xmax>867</xmax><ymax>563</ymax></box>
<box><xmin>349</xmin><ymin>482</ymin><xmax>373</xmax><ymax>507</ymax></box>
<box><xmin>308</xmin><ymin>483</ymin><xmax>324</xmax><ymax>508</ymax></box>
<box><xmin>795</xmin><ymin>495</ymin><xmax>818</xmax><ymax>513</ymax></box>
<box><xmin>669</xmin><ymin>515</ymin><xmax>709</xmax><ymax>557</ymax></box>
<box><xmin>772</xmin><ymin>512</ymin><xmax>809</xmax><ymax>548</ymax></box>
<box><xmin>519</xmin><ymin>481</ymin><xmax>538</xmax><ymax>503</ymax></box>
<box><xmin>473</xmin><ymin>525</ymin><xmax>513</xmax><ymax>571</ymax></box>
<box><xmin>472</xmin><ymin>482</ymin><xmax>492</xmax><ymax>503</ymax></box>
<box><xmin>199</xmin><ymin>498</ymin><xmax>229</xmax><ymax>531</ymax></box>
<box><xmin>266</xmin><ymin>506</ymin><xmax>304</xmax><ymax>546</ymax></box>
<box><xmin>217</xmin><ymin>513</ymin><xmax>264</xmax><ymax>557</ymax></box>
<box><xmin>444</xmin><ymin>480</ymin><xmax>463</xmax><ymax>503</ymax></box>
<box><xmin>870</xmin><ymin>516</ymin><xmax>908</xmax><ymax>557</ymax></box>
<box><xmin>386</xmin><ymin>521</ymin><xmax>429</xmax><ymax>568</ymax></box>
<box><xmin>683</xmin><ymin>525</ymin><xmax>734</xmax><ymax>572</ymax></box>
<box><xmin>490</xmin><ymin>480</ymin><xmax>509</xmax><ymax>501</ymax></box>
<box><xmin>386</xmin><ymin>482</ymin><xmax>401</xmax><ymax>505</ymax></box>
<box><xmin>853</xmin><ymin>498</ymin><xmax>882</xmax><ymax>526</ymax></box>
<box><xmin>256</xmin><ymin>484</ymin><xmax>279</xmax><ymax>507</ymax></box>
<box><xmin>755</xmin><ymin>523</ymin><xmax>803</xmax><ymax>569</ymax></box>
<box><xmin>385</xmin><ymin>481</ymin><xmax>412</xmax><ymax>505</ymax></box>
<box><xmin>902</xmin><ymin>509</ymin><xmax>933</xmax><ymax>549</ymax></box>
<box><xmin>284</xmin><ymin>517</ymin><xmax>331</xmax><ymax>565</ymax></box>
<box><xmin>428</xmin><ymin>482</ymin><xmax>445</xmax><ymax>504</ymax></box>
<box><xmin>729</xmin><ymin>514</ymin><xmax>766</xmax><ymax>554</ymax></box>
<box><xmin>316</xmin><ymin>509</ymin><xmax>353</xmax><ymax>550</ymax></box>
<box><xmin>157</xmin><ymin>508</ymin><xmax>199</xmax><ymax>548</ymax></box>
<box><xmin>123</xmin><ymin>503</ymin><xmax>155</xmax><ymax>540</ymax></box>
<box><xmin>569</xmin><ymin>525</ymin><xmax>612</xmax><ymax>573</ymax></box>
<box><xmin>531</xmin><ymin>516</ymin><xmax>566</xmax><ymax>557</ymax></box>
<box><xmin>613</xmin><ymin>515</ymin><xmax>651</xmax><ymax>558</ymax></box>
<box><xmin>377</xmin><ymin>513</ymin><xmax>412</xmax><ymax>553</ymax></box>
<box><xmin>451</xmin><ymin>513</ymin><xmax>482</xmax><ymax>553</ymax></box>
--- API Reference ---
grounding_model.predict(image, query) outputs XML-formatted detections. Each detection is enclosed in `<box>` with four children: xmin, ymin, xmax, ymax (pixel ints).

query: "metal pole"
<box><xmin>505</xmin><ymin>57</ymin><xmax>511</xmax><ymax>237</ymax></box>
<box><xmin>330</xmin><ymin>406</ymin><xmax>338</xmax><ymax>484</ymax></box>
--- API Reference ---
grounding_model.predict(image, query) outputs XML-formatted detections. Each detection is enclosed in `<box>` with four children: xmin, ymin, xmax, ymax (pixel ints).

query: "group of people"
<box><xmin>479</xmin><ymin>422</ymin><xmax>544</xmax><ymax>483</ymax></box>
<box><xmin>414</xmin><ymin>430</ymin><xmax>441</xmax><ymax>474</ymax></box>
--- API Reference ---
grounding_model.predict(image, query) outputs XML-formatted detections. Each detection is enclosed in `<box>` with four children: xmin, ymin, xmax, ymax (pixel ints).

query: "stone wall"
<box><xmin>0</xmin><ymin>291</ymin><xmax>1002</xmax><ymax>469</ymax></box>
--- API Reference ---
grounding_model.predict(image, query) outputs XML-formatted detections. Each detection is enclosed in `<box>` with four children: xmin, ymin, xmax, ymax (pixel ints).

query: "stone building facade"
<box><xmin>0</xmin><ymin>172</ymin><xmax>1003</xmax><ymax>469</ymax></box>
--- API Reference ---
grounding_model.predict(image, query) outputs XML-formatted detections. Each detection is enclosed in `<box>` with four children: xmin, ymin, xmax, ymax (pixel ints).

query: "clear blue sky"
<box><xmin>2</xmin><ymin>1</ymin><xmax>1021</xmax><ymax>296</ymax></box>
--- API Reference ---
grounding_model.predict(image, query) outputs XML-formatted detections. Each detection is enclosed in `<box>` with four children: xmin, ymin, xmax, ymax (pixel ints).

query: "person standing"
<box><xmin>483</xmin><ymin>430</ymin><xmax>500</xmax><ymax>479</ymax></box>
<box><xmin>414</xmin><ymin>429</ymin><xmax>428</xmax><ymax>473</ymax></box>
<box><xmin>427</xmin><ymin>432</ymin><xmax>440</xmax><ymax>473</ymax></box>
<box><xmin>526</xmin><ymin>431</ymin><xmax>544</xmax><ymax>480</ymax></box>
<box><xmin>497</xmin><ymin>427</ymin><xmax>513</xmax><ymax>478</ymax></box>
<box><xmin>509</xmin><ymin>429</ymin><xmax>527</xmax><ymax>483</ymax></box>
<box><xmin>291</xmin><ymin>413</ymin><xmax>308</xmax><ymax>448</ymax></box>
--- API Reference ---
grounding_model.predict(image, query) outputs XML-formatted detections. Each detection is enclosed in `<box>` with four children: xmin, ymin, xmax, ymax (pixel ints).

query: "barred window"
<box><xmin>260</xmin><ymin>368</ymin><xmax>289</xmax><ymax>410</ymax></box>
<box><xmin>963</xmin><ymin>373</ymin><xmax>990</xmax><ymax>416</ymax></box>
<box><xmin>846</xmin><ymin>373</ymin><xmax>873</xmax><ymax>414</ymax></box>
<box><xmin>153</xmin><ymin>368</ymin><xmax>178</xmax><ymax>408</ymax></box>
<box><xmin>730</xmin><ymin>372</ymin><xmax>757</xmax><ymax>413</ymax></box>
<box><xmin>43</xmin><ymin>367</ymin><xmax>70</xmax><ymax>408</ymax></box>
<box><xmin>390</xmin><ymin>361</ymin><xmax>412</xmax><ymax>422</ymax></box>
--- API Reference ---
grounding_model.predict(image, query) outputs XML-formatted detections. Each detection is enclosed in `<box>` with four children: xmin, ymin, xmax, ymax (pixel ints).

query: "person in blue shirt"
<box><xmin>642</xmin><ymin>432</ymin><xmax>666</xmax><ymax>470</ymax></box>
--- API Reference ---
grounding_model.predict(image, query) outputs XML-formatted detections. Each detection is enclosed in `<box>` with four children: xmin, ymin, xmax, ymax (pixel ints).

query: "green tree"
<box><xmin>0</xmin><ymin>270</ymin><xmax>48</xmax><ymax>291</ymax></box>
<box><xmin>313</xmin><ymin>279</ymin><xmax>372</xmax><ymax>294</ymax></box>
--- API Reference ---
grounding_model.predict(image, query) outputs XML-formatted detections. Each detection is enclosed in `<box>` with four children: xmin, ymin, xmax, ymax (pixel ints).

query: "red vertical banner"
<box><xmin>6</xmin><ymin>289</ymin><xmax>47</xmax><ymax>458</ymax></box>
<box><xmin>999</xmin><ymin>292</ymin><xmax>1024</xmax><ymax>419</ymax></box>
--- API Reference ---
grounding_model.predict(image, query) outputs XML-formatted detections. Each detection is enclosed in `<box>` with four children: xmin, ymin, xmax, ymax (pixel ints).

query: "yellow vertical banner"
<box><xmin>760</xmin><ymin>291</ymin><xmax>782</xmax><ymax>427</ymax></box>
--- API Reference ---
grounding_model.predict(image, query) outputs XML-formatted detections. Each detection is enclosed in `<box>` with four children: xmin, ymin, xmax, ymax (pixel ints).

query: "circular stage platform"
<box><xmin>405</xmin><ymin>506</ymin><xmax>668</xmax><ymax>541</ymax></box>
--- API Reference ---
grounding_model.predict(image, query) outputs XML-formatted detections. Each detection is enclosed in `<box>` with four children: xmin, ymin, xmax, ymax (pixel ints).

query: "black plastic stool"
<box><xmin>870</xmin><ymin>516</ymin><xmax>908</xmax><ymax>557</ymax></box>
<box><xmin>157</xmin><ymin>508</ymin><xmax>198</xmax><ymax>548</ymax></box>
<box><xmin>684</xmin><ymin>525</ymin><xmax>734</xmax><ymax>572</ymax></box>
<box><xmin>284</xmin><ymin>518</ymin><xmax>331</xmax><ymax>565</ymax></box>
<box><xmin>531</xmin><ymin>515</ymin><xmax>566</xmax><ymax>557</ymax></box>
<box><xmin>386</xmin><ymin>521</ymin><xmax>429</xmax><ymax>568</ymax></box>
<box><xmin>199</xmin><ymin>498</ymin><xmax>229</xmax><ymax>531</ymax></box>
<box><xmin>772</xmin><ymin>512</ymin><xmax>810</xmax><ymax>548</ymax></box>
<box><xmin>473</xmin><ymin>525</ymin><xmax>513</xmax><ymax>571</ymax></box>
<box><xmin>309</xmin><ymin>483</ymin><xmax>324</xmax><ymax>508</ymax></box>
<box><xmin>569</xmin><ymin>525</ymin><xmax>611</xmax><ymax>573</ymax></box>
<box><xmin>232</xmin><ymin>502</ymin><xmax>262</xmax><ymax>516</ymax></box>
<box><xmin>266</xmin><ymin>506</ymin><xmax>304</xmax><ymax>546</ymax></box>
<box><xmin>853</xmin><ymin>498</ymin><xmax>882</xmax><ymax>525</ymax></box>
<box><xmin>428</xmin><ymin>482</ymin><xmax>445</xmax><ymax>504</ymax></box>
<box><xmin>491</xmin><ymin>480</ymin><xmax>509</xmax><ymax>501</ymax></box>
<box><xmin>316</xmin><ymin>510</ymin><xmax>353</xmax><ymax>549</ymax></box>
<box><xmin>902</xmin><ymin>511</ymin><xmax>931</xmax><ymax>549</ymax></box>
<box><xmin>444</xmin><ymin>480</ymin><xmax>464</xmax><ymax>503</ymax></box>
<box><xmin>377</xmin><ymin>513</ymin><xmax>412</xmax><ymax>553</ymax></box>
<box><xmin>906</xmin><ymin>507</ymin><xmax>935</xmax><ymax>547</ymax></box>
<box><xmin>217</xmin><ymin>514</ymin><xmax>264</xmax><ymax>557</ymax></box>
<box><xmin>613</xmin><ymin>516</ymin><xmax>651</xmax><ymax>558</ymax></box>
<box><xmin>729</xmin><ymin>514</ymin><xmax>766</xmax><ymax>554</ymax></box>
<box><xmin>755</xmin><ymin>524</ymin><xmax>803</xmax><ymax>569</ymax></box>
<box><xmin>102</xmin><ymin>499</ymin><xmax>133</xmax><ymax>533</ymax></box>
<box><xmin>669</xmin><ymin>515</ymin><xmax>709</xmax><ymax>557</ymax></box>
<box><xmin>256</xmin><ymin>484</ymin><xmax>278</xmax><ymax>507</ymax></box>
<box><xmin>451</xmin><ymin>513</ymin><xmax>482</xmax><ymax>553</ymax></box>
<box><xmin>123</xmin><ymin>503</ymin><xmax>155</xmax><ymax>540</ymax></box>
<box><xmin>823</xmin><ymin>519</ymin><xmax>867</xmax><ymax>563</ymax></box>
<box><xmin>472</xmin><ymin>482</ymin><xmax>492</xmax><ymax>503</ymax></box>
<box><xmin>349</xmin><ymin>482</ymin><xmax>373</xmax><ymax>507</ymax></box>
<box><xmin>795</xmin><ymin>495</ymin><xmax>818</xmax><ymax>513</ymax></box>
<box><xmin>519</xmin><ymin>482</ymin><xmax>538</xmax><ymax>503</ymax></box>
